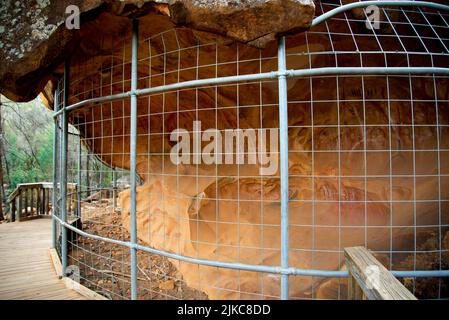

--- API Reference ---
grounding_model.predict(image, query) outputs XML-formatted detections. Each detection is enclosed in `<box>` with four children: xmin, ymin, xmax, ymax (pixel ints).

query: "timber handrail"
<box><xmin>344</xmin><ymin>246</ymin><xmax>417</xmax><ymax>300</ymax></box>
<box><xmin>8</xmin><ymin>182</ymin><xmax>77</xmax><ymax>222</ymax></box>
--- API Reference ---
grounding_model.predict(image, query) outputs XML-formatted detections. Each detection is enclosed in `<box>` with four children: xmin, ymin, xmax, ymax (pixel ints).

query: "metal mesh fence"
<box><xmin>52</xmin><ymin>1</ymin><xmax>449</xmax><ymax>300</ymax></box>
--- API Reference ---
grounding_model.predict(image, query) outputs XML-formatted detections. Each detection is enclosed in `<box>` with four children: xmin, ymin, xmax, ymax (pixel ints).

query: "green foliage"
<box><xmin>2</xmin><ymin>96</ymin><xmax>54</xmax><ymax>191</ymax></box>
<box><xmin>1</xmin><ymin>95</ymin><xmax>119</xmax><ymax>196</ymax></box>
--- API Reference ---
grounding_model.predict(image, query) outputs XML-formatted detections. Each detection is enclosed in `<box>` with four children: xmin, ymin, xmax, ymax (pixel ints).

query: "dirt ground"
<box><xmin>396</xmin><ymin>232</ymin><xmax>449</xmax><ymax>299</ymax></box>
<box><xmin>68</xmin><ymin>199</ymin><xmax>208</xmax><ymax>300</ymax></box>
<box><xmin>68</xmin><ymin>199</ymin><xmax>448</xmax><ymax>300</ymax></box>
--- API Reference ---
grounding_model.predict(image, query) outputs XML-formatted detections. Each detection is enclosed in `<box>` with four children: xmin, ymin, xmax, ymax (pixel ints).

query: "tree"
<box><xmin>1</xmin><ymin>95</ymin><xmax>54</xmax><ymax>191</ymax></box>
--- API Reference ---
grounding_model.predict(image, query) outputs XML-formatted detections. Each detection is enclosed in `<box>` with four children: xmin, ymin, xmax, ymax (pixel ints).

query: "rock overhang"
<box><xmin>0</xmin><ymin>0</ymin><xmax>315</xmax><ymax>103</ymax></box>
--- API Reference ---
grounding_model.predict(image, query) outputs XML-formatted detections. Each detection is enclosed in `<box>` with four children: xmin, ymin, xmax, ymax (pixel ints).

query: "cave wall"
<box><xmin>2</xmin><ymin>0</ymin><xmax>449</xmax><ymax>299</ymax></box>
<box><xmin>61</xmin><ymin>8</ymin><xmax>449</xmax><ymax>299</ymax></box>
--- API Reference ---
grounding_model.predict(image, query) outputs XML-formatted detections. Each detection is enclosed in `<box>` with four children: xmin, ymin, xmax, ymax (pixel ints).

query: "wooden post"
<box><xmin>44</xmin><ymin>188</ymin><xmax>47</xmax><ymax>215</ymax></box>
<box><xmin>17</xmin><ymin>190</ymin><xmax>22</xmax><ymax>222</ymax></box>
<box><xmin>41</xmin><ymin>188</ymin><xmax>45</xmax><ymax>215</ymax></box>
<box><xmin>30</xmin><ymin>188</ymin><xmax>33</xmax><ymax>216</ymax></box>
<box><xmin>344</xmin><ymin>247</ymin><xmax>417</xmax><ymax>300</ymax></box>
<box><xmin>348</xmin><ymin>274</ymin><xmax>364</xmax><ymax>300</ymax></box>
<box><xmin>10</xmin><ymin>199</ymin><xmax>16</xmax><ymax>222</ymax></box>
<box><xmin>37</xmin><ymin>187</ymin><xmax>41</xmax><ymax>216</ymax></box>
<box><xmin>48</xmin><ymin>188</ymin><xmax>52</xmax><ymax>215</ymax></box>
<box><xmin>44</xmin><ymin>188</ymin><xmax>48</xmax><ymax>215</ymax></box>
<box><xmin>29</xmin><ymin>188</ymin><xmax>33</xmax><ymax>216</ymax></box>
<box><xmin>41</xmin><ymin>187</ymin><xmax>47</xmax><ymax>215</ymax></box>
<box><xmin>33</xmin><ymin>188</ymin><xmax>37</xmax><ymax>216</ymax></box>
<box><xmin>34</xmin><ymin>188</ymin><xmax>37</xmax><ymax>216</ymax></box>
<box><xmin>24</xmin><ymin>188</ymin><xmax>28</xmax><ymax>217</ymax></box>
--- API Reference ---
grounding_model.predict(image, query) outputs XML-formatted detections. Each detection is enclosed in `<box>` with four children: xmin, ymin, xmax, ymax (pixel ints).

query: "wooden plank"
<box><xmin>344</xmin><ymin>247</ymin><xmax>417</xmax><ymax>300</ymax></box>
<box><xmin>14</xmin><ymin>215</ymin><xmax>50</xmax><ymax>223</ymax></box>
<box><xmin>49</xmin><ymin>247</ymin><xmax>62</xmax><ymax>276</ymax></box>
<box><xmin>0</xmin><ymin>219</ymin><xmax>86</xmax><ymax>300</ymax></box>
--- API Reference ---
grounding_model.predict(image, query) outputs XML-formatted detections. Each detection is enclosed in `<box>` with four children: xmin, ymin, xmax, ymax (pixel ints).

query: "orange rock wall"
<box><xmin>65</xmin><ymin>12</ymin><xmax>449</xmax><ymax>299</ymax></box>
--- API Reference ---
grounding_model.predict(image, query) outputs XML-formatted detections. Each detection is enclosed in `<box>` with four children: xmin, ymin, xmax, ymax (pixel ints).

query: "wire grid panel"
<box><xmin>59</xmin><ymin>29</ymin><xmax>131</xmax><ymax>299</ymax></box>
<box><xmin>54</xmin><ymin>81</ymin><xmax>81</xmax><ymax>262</ymax></box>
<box><xmin>54</xmin><ymin>78</ymin><xmax>64</xmax><ymax>260</ymax></box>
<box><xmin>283</xmin><ymin>1</ymin><xmax>449</xmax><ymax>299</ymax></box>
<box><xmin>58</xmin><ymin>1</ymin><xmax>449</xmax><ymax>300</ymax></box>
<box><xmin>64</xmin><ymin>24</ymin><xmax>285</xmax><ymax>299</ymax></box>
<box><xmin>134</xmin><ymin>28</ymin><xmax>282</xmax><ymax>300</ymax></box>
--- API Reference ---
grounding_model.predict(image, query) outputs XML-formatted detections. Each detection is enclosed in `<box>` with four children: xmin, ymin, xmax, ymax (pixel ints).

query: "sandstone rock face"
<box><xmin>0</xmin><ymin>0</ymin><xmax>104</xmax><ymax>101</ymax></box>
<box><xmin>61</xmin><ymin>11</ymin><xmax>447</xmax><ymax>298</ymax></box>
<box><xmin>2</xmin><ymin>0</ymin><xmax>448</xmax><ymax>299</ymax></box>
<box><xmin>0</xmin><ymin>0</ymin><xmax>315</xmax><ymax>102</ymax></box>
<box><xmin>169</xmin><ymin>0</ymin><xmax>315</xmax><ymax>43</ymax></box>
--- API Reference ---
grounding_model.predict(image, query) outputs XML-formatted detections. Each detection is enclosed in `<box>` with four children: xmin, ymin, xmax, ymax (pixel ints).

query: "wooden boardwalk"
<box><xmin>0</xmin><ymin>218</ymin><xmax>86</xmax><ymax>300</ymax></box>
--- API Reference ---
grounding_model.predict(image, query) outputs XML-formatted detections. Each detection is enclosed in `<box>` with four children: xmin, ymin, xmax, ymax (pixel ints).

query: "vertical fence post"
<box><xmin>278</xmin><ymin>36</ymin><xmax>290</xmax><ymax>300</ymax></box>
<box><xmin>46</xmin><ymin>188</ymin><xmax>48</xmax><ymax>215</ymax></box>
<box><xmin>77</xmin><ymin>135</ymin><xmax>82</xmax><ymax>218</ymax></box>
<box><xmin>52</xmin><ymin>84</ymin><xmax>60</xmax><ymax>248</ymax></box>
<box><xmin>112</xmin><ymin>168</ymin><xmax>117</xmax><ymax>210</ymax></box>
<box><xmin>31</xmin><ymin>188</ymin><xmax>35</xmax><ymax>215</ymax></box>
<box><xmin>36</xmin><ymin>187</ymin><xmax>41</xmax><ymax>216</ymax></box>
<box><xmin>17</xmin><ymin>190</ymin><xmax>21</xmax><ymax>222</ymax></box>
<box><xmin>42</xmin><ymin>188</ymin><xmax>46</xmax><ymax>215</ymax></box>
<box><xmin>60</xmin><ymin>60</ymin><xmax>70</xmax><ymax>276</ymax></box>
<box><xmin>10</xmin><ymin>199</ymin><xmax>15</xmax><ymax>222</ymax></box>
<box><xmin>24</xmin><ymin>188</ymin><xmax>28</xmax><ymax>217</ymax></box>
<box><xmin>41</xmin><ymin>188</ymin><xmax>45</xmax><ymax>215</ymax></box>
<box><xmin>130</xmin><ymin>18</ymin><xmax>139</xmax><ymax>300</ymax></box>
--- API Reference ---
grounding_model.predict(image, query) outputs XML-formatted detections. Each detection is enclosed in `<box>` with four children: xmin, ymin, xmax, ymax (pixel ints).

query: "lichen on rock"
<box><xmin>0</xmin><ymin>0</ymin><xmax>315</xmax><ymax>102</ymax></box>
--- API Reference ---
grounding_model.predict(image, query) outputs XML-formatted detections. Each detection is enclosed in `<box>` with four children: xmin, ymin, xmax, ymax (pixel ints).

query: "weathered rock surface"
<box><xmin>2</xmin><ymin>0</ymin><xmax>448</xmax><ymax>300</ymax></box>
<box><xmin>0</xmin><ymin>0</ymin><xmax>315</xmax><ymax>102</ymax></box>
<box><xmin>77</xmin><ymin>16</ymin><xmax>446</xmax><ymax>298</ymax></box>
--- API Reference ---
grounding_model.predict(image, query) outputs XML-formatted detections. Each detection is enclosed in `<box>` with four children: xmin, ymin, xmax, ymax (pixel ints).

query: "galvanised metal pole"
<box><xmin>278</xmin><ymin>36</ymin><xmax>290</xmax><ymax>300</ymax></box>
<box><xmin>55</xmin><ymin>67</ymin><xmax>449</xmax><ymax>117</ymax></box>
<box><xmin>59</xmin><ymin>95</ymin><xmax>64</xmax><ymax>206</ymax></box>
<box><xmin>112</xmin><ymin>168</ymin><xmax>117</xmax><ymax>210</ymax></box>
<box><xmin>129</xmin><ymin>18</ymin><xmax>139</xmax><ymax>300</ymax></box>
<box><xmin>53</xmin><ymin>211</ymin><xmax>449</xmax><ymax>279</ymax></box>
<box><xmin>51</xmin><ymin>83</ymin><xmax>60</xmax><ymax>249</ymax></box>
<box><xmin>61</xmin><ymin>60</ymin><xmax>70</xmax><ymax>277</ymax></box>
<box><xmin>77</xmin><ymin>135</ymin><xmax>81</xmax><ymax>217</ymax></box>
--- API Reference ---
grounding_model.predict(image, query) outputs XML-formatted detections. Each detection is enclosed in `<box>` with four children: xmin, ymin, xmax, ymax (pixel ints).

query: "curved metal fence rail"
<box><xmin>52</xmin><ymin>1</ymin><xmax>449</xmax><ymax>300</ymax></box>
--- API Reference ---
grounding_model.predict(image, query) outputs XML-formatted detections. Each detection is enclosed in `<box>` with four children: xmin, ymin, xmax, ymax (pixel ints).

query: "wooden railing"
<box><xmin>344</xmin><ymin>246</ymin><xmax>417</xmax><ymax>300</ymax></box>
<box><xmin>8</xmin><ymin>182</ymin><xmax>77</xmax><ymax>222</ymax></box>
